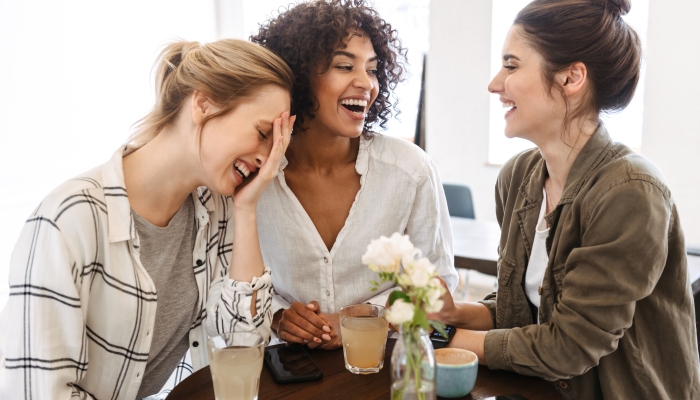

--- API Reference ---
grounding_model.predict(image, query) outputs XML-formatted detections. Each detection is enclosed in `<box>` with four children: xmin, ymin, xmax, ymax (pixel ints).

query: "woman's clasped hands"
<box><xmin>276</xmin><ymin>302</ymin><xmax>342</xmax><ymax>349</ymax></box>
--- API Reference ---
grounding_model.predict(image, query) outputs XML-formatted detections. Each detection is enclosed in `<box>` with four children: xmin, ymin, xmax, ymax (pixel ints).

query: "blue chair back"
<box><xmin>443</xmin><ymin>183</ymin><xmax>475</xmax><ymax>219</ymax></box>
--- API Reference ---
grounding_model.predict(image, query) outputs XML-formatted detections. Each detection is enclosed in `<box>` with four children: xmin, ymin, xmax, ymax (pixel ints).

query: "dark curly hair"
<box><xmin>251</xmin><ymin>0</ymin><xmax>407</xmax><ymax>137</ymax></box>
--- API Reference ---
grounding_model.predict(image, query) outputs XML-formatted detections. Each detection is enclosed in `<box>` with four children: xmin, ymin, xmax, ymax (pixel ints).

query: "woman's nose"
<box><xmin>488</xmin><ymin>71</ymin><xmax>503</xmax><ymax>93</ymax></box>
<box><xmin>353</xmin><ymin>70</ymin><xmax>374</xmax><ymax>90</ymax></box>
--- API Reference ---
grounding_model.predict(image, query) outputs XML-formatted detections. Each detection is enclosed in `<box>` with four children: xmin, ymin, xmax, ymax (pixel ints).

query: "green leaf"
<box><xmin>412</xmin><ymin>309</ymin><xmax>430</xmax><ymax>331</ymax></box>
<box><xmin>429</xmin><ymin>320</ymin><xmax>448</xmax><ymax>339</ymax></box>
<box><xmin>388</xmin><ymin>290</ymin><xmax>410</xmax><ymax>306</ymax></box>
<box><xmin>370</xmin><ymin>280</ymin><xmax>379</xmax><ymax>286</ymax></box>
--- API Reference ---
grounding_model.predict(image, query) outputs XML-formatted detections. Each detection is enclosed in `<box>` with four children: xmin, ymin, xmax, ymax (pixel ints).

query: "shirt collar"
<box><xmin>101</xmin><ymin>144</ymin><xmax>214</xmax><ymax>243</ymax></box>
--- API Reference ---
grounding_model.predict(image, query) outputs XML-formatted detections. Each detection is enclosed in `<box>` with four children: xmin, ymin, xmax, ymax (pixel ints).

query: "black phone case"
<box><xmin>430</xmin><ymin>325</ymin><xmax>457</xmax><ymax>349</ymax></box>
<box><xmin>264</xmin><ymin>346</ymin><xmax>324</xmax><ymax>384</ymax></box>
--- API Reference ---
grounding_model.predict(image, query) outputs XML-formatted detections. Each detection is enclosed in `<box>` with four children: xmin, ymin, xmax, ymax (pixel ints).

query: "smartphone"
<box><xmin>484</xmin><ymin>395</ymin><xmax>529</xmax><ymax>400</ymax></box>
<box><xmin>264</xmin><ymin>345</ymin><xmax>323</xmax><ymax>384</ymax></box>
<box><xmin>430</xmin><ymin>325</ymin><xmax>456</xmax><ymax>349</ymax></box>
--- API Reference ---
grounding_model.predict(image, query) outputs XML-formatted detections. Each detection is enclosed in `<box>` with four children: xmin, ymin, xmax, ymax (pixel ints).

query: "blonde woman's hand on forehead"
<box><xmin>233</xmin><ymin>112</ymin><xmax>295</xmax><ymax>212</ymax></box>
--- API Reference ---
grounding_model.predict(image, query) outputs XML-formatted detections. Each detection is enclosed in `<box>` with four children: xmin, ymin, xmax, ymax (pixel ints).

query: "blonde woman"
<box><xmin>0</xmin><ymin>39</ymin><xmax>294</xmax><ymax>399</ymax></box>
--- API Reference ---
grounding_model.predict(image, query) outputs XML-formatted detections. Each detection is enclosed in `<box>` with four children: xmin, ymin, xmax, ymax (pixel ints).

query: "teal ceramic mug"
<box><xmin>435</xmin><ymin>348</ymin><xmax>479</xmax><ymax>398</ymax></box>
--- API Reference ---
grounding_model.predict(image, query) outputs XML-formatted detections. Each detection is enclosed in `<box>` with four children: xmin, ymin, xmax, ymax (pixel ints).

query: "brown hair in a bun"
<box><xmin>605</xmin><ymin>0</ymin><xmax>632</xmax><ymax>16</ymax></box>
<box><xmin>514</xmin><ymin>0</ymin><xmax>641</xmax><ymax>129</ymax></box>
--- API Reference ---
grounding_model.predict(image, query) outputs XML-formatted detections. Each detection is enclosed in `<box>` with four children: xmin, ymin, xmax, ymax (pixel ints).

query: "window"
<box><xmin>487</xmin><ymin>0</ymin><xmax>650</xmax><ymax>165</ymax></box>
<box><xmin>0</xmin><ymin>0</ymin><xmax>429</xmax><ymax>309</ymax></box>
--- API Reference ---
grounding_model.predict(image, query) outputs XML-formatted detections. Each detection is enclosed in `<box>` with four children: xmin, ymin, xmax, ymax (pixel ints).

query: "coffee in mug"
<box><xmin>435</xmin><ymin>348</ymin><xmax>479</xmax><ymax>398</ymax></box>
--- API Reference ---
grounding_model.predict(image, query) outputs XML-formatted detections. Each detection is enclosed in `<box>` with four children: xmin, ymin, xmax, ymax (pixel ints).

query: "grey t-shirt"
<box><xmin>133</xmin><ymin>196</ymin><xmax>198</xmax><ymax>399</ymax></box>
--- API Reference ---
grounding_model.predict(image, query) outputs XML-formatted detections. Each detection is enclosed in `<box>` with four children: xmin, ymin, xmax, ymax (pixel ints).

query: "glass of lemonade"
<box><xmin>207</xmin><ymin>331</ymin><xmax>265</xmax><ymax>400</ymax></box>
<box><xmin>339</xmin><ymin>304</ymin><xmax>389</xmax><ymax>374</ymax></box>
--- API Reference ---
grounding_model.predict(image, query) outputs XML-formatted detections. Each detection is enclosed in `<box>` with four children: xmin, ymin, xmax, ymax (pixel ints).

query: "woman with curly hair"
<box><xmin>251</xmin><ymin>0</ymin><xmax>458</xmax><ymax>350</ymax></box>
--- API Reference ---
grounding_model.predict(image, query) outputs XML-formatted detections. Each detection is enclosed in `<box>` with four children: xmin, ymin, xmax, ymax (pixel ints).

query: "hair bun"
<box><xmin>604</xmin><ymin>0</ymin><xmax>631</xmax><ymax>16</ymax></box>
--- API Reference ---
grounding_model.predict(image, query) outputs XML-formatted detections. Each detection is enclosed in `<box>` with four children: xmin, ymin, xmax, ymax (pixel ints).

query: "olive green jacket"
<box><xmin>481</xmin><ymin>125</ymin><xmax>700</xmax><ymax>399</ymax></box>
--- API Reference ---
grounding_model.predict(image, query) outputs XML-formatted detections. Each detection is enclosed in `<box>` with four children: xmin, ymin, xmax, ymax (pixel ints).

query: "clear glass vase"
<box><xmin>390</xmin><ymin>326</ymin><xmax>436</xmax><ymax>400</ymax></box>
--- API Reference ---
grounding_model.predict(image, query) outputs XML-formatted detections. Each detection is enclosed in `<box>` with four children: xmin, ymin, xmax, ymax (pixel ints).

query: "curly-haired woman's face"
<box><xmin>308</xmin><ymin>33</ymin><xmax>379</xmax><ymax>138</ymax></box>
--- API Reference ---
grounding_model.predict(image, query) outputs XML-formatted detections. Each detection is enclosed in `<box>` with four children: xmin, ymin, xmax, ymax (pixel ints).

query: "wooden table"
<box><xmin>167</xmin><ymin>339</ymin><xmax>562</xmax><ymax>400</ymax></box>
<box><xmin>451</xmin><ymin>217</ymin><xmax>500</xmax><ymax>276</ymax></box>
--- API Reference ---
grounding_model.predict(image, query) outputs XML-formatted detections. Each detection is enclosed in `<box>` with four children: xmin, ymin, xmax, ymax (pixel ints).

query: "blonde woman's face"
<box><xmin>307</xmin><ymin>33</ymin><xmax>380</xmax><ymax>138</ymax></box>
<box><xmin>487</xmin><ymin>26</ymin><xmax>566</xmax><ymax>142</ymax></box>
<box><xmin>199</xmin><ymin>85</ymin><xmax>290</xmax><ymax>196</ymax></box>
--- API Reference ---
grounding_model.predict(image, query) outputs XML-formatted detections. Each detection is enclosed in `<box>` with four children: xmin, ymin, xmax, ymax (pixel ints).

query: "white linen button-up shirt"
<box><xmin>0</xmin><ymin>145</ymin><xmax>273</xmax><ymax>400</ymax></box>
<box><xmin>257</xmin><ymin>134</ymin><xmax>458</xmax><ymax>317</ymax></box>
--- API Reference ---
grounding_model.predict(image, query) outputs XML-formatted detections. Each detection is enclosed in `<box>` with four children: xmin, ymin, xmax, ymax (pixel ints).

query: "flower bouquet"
<box><xmin>362</xmin><ymin>233</ymin><xmax>447</xmax><ymax>400</ymax></box>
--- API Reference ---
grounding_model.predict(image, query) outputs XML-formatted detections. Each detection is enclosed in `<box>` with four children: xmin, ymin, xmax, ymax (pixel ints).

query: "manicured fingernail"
<box><xmin>306</xmin><ymin>303</ymin><xmax>315</xmax><ymax>309</ymax></box>
<box><xmin>314</xmin><ymin>337</ymin><xmax>322</xmax><ymax>343</ymax></box>
<box><xmin>303</xmin><ymin>339</ymin><xmax>309</xmax><ymax>343</ymax></box>
<box><xmin>322</xmin><ymin>326</ymin><xmax>331</xmax><ymax>333</ymax></box>
<box><xmin>322</xmin><ymin>334</ymin><xmax>331</xmax><ymax>341</ymax></box>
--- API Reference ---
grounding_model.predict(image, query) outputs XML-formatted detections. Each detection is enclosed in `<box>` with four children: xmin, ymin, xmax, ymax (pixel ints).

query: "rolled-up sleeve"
<box><xmin>406</xmin><ymin>157</ymin><xmax>459</xmax><ymax>293</ymax></box>
<box><xmin>206</xmin><ymin>268</ymin><xmax>274</xmax><ymax>343</ymax></box>
<box><xmin>483</xmin><ymin>179</ymin><xmax>672</xmax><ymax>379</ymax></box>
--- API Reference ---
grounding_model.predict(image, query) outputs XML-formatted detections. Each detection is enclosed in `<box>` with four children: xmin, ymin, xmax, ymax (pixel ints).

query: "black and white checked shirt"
<box><xmin>0</xmin><ymin>145</ymin><xmax>273</xmax><ymax>399</ymax></box>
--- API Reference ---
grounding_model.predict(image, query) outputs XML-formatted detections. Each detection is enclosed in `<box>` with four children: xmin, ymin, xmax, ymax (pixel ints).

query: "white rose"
<box><xmin>424</xmin><ymin>285</ymin><xmax>446</xmax><ymax>313</ymax></box>
<box><xmin>386</xmin><ymin>299</ymin><xmax>415</xmax><ymax>325</ymax></box>
<box><xmin>362</xmin><ymin>233</ymin><xmax>416</xmax><ymax>273</ymax></box>
<box><xmin>404</xmin><ymin>257</ymin><xmax>435</xmax><ymax>288</ymax></box>
<box><xmin>424</xmin><ymin>299</ymin><xmax>444</xmax><ymax>313</ymax></box>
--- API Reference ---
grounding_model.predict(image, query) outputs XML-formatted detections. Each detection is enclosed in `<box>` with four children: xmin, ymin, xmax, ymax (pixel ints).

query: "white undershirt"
<box><xmin>525</xmin><ymin>189</ymin><xmax>550</xmax><ymax>312</ymax></box>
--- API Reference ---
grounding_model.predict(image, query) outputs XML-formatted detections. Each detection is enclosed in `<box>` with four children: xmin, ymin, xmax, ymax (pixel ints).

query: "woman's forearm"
<box><xmin>230</xmin><ymin>208</ymin><xmax>265</xmax><ymax>283</ymax></box>
<box><xmin>447</xmin><ymin>301</ymin><xmax>494</xmax><ymax>331</ymax></box>
<box><xmin>447</xmin><ymin>329</ymin><xmax>487</xmax><ymax>364</ymax></box>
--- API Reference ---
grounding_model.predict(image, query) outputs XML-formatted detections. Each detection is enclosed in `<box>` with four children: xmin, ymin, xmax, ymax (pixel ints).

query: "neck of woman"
<box><xmin>538</xmin><ymin>117</ymin><xmax>599</xmax><ymax>193</ymax></box>
<box><xmin>286</xmin><ymin>125</ymin><xmax>361</xmax><ymax>173</ymax></box>
<box><xmin>122</xmin><ymin>125</ymin><xmax>202</xmax><ymax>227</ymax></box>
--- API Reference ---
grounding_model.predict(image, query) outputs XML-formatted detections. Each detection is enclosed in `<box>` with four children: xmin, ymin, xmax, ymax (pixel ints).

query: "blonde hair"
<box><xmin>130</xmin><ymin>38</ymin><xmax>294</xmax><ymax>146</ymax></box>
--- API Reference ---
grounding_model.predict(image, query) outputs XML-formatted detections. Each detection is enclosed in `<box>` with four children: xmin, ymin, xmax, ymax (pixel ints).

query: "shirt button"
<box><xmin>196</xmin><ymin>259</ymin><xmax>204</xmax><ymax>266</ymax></box>
<box><xmin>323</xmin><ymin>257</ymin><xmax>328</xmax><ymax>263</ymax></box>
<box><xmin>136</xmin><ymin>372</ymin><xmax>141</xmax><ymax>378</ymax></box>
<box><xmin>192</xmin><ymin>341</ymin><xmax>199</xmax><ymax>347</ymax></box>
<box><xmin>559</xmin><ymin>380</ymin><xmax>569</xmax><ymax>389</ymax></box>
<box><xmin>326</xmin><ymin>290</ymin><xmax>330</xmax><ymax>296</ymax></box>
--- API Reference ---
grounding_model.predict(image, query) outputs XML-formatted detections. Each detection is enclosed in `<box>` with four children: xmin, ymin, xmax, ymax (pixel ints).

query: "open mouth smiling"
<box><xmin>340</xmin><ymin>99</ymin><xmax>368</xmax><ymax>114</ymax></box>
<box><xmin>233</xmin><ymin>160</ymin><xmax>251</xmax><ymax>179</ymax></box>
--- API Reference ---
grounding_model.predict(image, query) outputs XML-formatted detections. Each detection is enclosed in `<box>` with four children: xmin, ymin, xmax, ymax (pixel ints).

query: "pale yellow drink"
<box><xmin>210</xmin><ymin>345</ymin><xmax>263</xmax><ymax>400</ymax></box>
<box><xmin>340</xmin><ymin>316</ymin><xmax>388</xmax><ymax>372</ymax></box>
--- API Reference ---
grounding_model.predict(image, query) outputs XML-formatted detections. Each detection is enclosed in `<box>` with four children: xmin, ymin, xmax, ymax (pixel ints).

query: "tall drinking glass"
<box><xmin>207</xmin><ymin>331</ymin><xmax>265</xmax><ymax>400</ymax></box>
<box><xmin>339</xmin><ymin>304</ymin><xmax>388</xmax><ymax>374</ymax></box>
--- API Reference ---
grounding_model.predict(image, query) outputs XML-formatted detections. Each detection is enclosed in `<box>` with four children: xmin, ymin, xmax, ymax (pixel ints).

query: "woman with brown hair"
<box><xmin>431</xmin><ymin>0</ymin><xmax>700</xmax><ymax>398</ymax></box>
<box><xmin>0</xmin><ymin>39</ymin><xmax>294</xmax><ymax>399</ymax></box>
<box><xmin>250</xmin><ymin>0</ymin><xmax>459</xmax><ymax>350</ymax></box>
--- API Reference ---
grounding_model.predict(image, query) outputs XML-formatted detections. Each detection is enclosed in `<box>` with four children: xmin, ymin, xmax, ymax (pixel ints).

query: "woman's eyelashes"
<box><xmin>258</xmin><ymin>130</ymin><xmax>269</xmax><ymax>140</ymax></box>
<box><xmin>334</xmin><ymin>65</ymin><xmax>378</xmax><ymax>75</ymax></box>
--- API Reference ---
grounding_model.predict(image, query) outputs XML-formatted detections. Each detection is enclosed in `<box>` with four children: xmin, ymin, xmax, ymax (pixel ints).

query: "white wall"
<box><xmin>641</xmin><ymin>0</ymin><xmax>700</xmax><ymax>246</ymax></box>
<box><xmin>428</xmin><ymin>0</ymin><xmax>700</xmax><ymax>247</ymax></box>
<box><xmin>427</xmin><ymin>0</ymin><xmax>501</xmax><ymax>222</ymax></box>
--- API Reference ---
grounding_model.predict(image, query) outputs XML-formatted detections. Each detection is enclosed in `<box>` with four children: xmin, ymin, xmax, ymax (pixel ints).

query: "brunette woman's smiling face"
<box><xmin>306</xmin><ymin>32</ymin><xmax>380</xmax><ymax>138</ymax></box>
<box><xmin>487</xmin><ymin>26</ymin><xmax>567</xmax><ymax>143</ymax></box>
